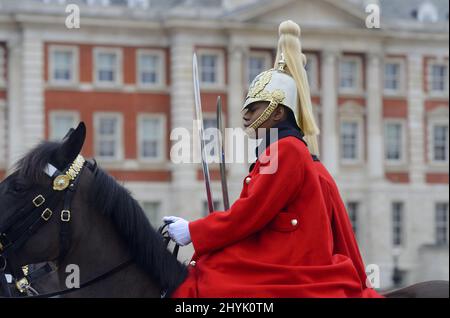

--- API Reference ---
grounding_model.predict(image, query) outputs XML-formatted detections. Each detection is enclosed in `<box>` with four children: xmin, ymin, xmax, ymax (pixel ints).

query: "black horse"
<box><xmin>0</xmin><ymin>122</ymin><xmax>448</xmax><ymax>298</ymax></box>
<box><xmin>0</xmin><ymin>122</ymin><xmax>187</xmax><ymax>297</ymax></box>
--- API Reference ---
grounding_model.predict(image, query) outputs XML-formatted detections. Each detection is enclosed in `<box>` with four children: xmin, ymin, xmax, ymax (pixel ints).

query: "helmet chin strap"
<box><xmin>245</xmin><ymin>101</ymin><xmax>279</xmax><ymax>137</ymax></box>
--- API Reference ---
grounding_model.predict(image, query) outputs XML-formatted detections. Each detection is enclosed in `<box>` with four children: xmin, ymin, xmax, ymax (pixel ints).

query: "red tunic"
<box><xmin>313</xmin><ymin>160</ymin><xmax>383</xmax><ymax>298</ymax></box>
<box><xmin>172</xmin><ymin>136</ymin><xmax>380</xmax><ymax>298</ymax></box>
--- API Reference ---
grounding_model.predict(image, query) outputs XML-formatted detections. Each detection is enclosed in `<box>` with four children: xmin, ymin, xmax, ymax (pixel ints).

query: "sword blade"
<box><xmin>216</xmin><ymin>96</ymin><xmax>230</xmax><ymax>210</ymax></box>
<box><xmin>193</xmin><ymin>53</ymin><xmax>214</xmax><ymax>213</ymax></box>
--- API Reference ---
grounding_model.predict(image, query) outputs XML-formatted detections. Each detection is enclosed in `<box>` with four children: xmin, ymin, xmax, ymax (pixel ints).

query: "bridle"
<box><xmin>0</xmin><ymin>155</ymin><xmax>134</xmax><ymax>297</ymax></box>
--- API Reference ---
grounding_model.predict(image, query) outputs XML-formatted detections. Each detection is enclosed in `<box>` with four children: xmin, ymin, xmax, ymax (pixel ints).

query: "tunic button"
<box><xmin>245</xmin><ymin>177</ymin><xmax>251</xmax><ymax>184</ymax></box>
<box><xmin>190</xmin><ymin>261</ymin><xmax>196</xmax><ymax>267</ymax></box>
<box><xmin>291</xmin><ymin>219</ymin><xmax>298</xmax><ymax>226</ymax></box>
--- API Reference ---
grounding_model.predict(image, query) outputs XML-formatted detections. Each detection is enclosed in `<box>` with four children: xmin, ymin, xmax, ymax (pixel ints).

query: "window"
<box><xmin>392</xmin><ymin>202</ymin><xmax>404</xmax><ymax>247</ymax></box>
<box><xmin>384</xmin><ymin>60</ymin><xmax>404</xmax><ymax>94</ymax></box>
<box><xmin>138</xmin><ymin>115</ymin><xmax>165</xmax><ymax>161</ymax></box>
<box><xmin>94</xmin><ymin>48</ymin><xmax>122</xmax><ymax>85</ymax></box>
<box><xmin>339</xmin><ymin>57</ymin><xmax>361</xmax><ymax>92</ymax></box>
<box><xmin>347</xmin><ymin>201</ymin><xmax>359</xmax><ymax>238</ymax></box>
<box><xmin>137</xmin><ymin>50</ymin><xmax>165</xmax><ymax>87</ymax></box>
<box><xmin>49</xmin><ymin>112</ymin><xmax>79</xmax><ymax>141</ymax></box>
<box><xmin>429</xmin><ymin>62</ymin><xmax>448</xmax><ymax>94</ymax></box>
<box><xmin>340</xmin><ymin>121</ymin><xmax>360</xmax><ymax>162</ymax></box>
<box><xmin>431</xmin><ymin>123</ymin><xmax>449</xmax><ymax>163</ymax></box>
<box><xmin>94</xmin><ymin>113</ymin><xmax>123</xmax><ymax>161</ymax></box>
<box><xmin>384</xmin><ymin>121</ymin><xmax>405</xmax><ymax>163</ymax></box>
<box><xmin>141</xmin><ymin>201</ymin><xmax>161</xmax><ymax>228</ymax></box>
<box><xmin>435</xmin><ymin>203</ymin><xmax>448</xmax><ymax>245</ymax></box>
<box><xmin>198</xmin><ymin>50</ymin><xmax>224</xmax><ymax>87</ymax></box>
<box><xmin>49</xmin><ymin>46</ymin><xmax>78</xmax><ymax>85</ymax></box>
<box><xmin>248</xmin><ymin>52</ymin><xmax>271</xmax><ymax>84</ymax></box>
<box><xmin>305</xmin><ymin>53</ymin><xmax>319</xmax><ymax>92</ymax></box>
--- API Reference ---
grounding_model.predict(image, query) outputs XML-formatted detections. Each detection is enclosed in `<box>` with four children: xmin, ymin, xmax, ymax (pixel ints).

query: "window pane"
<box><xmin>53</xmin><ymin>51</ymin><xmax>73</xmax><ymax>81</ymax></box>
<box><xmin>433</xmin><ymin>124</ymin><xmax>449</xmax><ymax>161</ymax></box>
<box><xmin>392</xmin><ymin>202</ymin><xmax>404</xmax><ymax>246</ymax></box>
<box><xmin>97</xmin><ymin>52</ymin><xmax>117</xmax><ymax>82</ymax></box>
<box><xmin>384</xmin><ymin>63</ymin><xmax>400</xmax><ymax>91</ymax></box>
<box><xmin>99</xmin><ymin>118</ymin><xmax>117</xmax><ymax>135</ymax></box>
<box><xmin>340</xmin><ymin>60</ymin><xmax>357</xmax><ymax>89</ymax></box>
<box><xmin>200</xmin><ymin>55</ymin><xmax>217</xmax><ymax>84</ymax></box>
<box><xmin>97</xmin><ymin>117</ymin><xmax>118</xmax><ymax>159</ymax></box>
<box><xmin>431</xmin><ymin>65</ymin><xmax>447</xmax><ymax>92</ymax></box>
<box><xmin>435</xmin><ymin>203</ymin><xmax>448</xmax><ymax>245</ymax></box>
<box><xmin>385</xmin><ymin>123</ymin><xmax>402</xmax><ymax>160</ymax></box>
<box><xmin>140</xmin><ymin>118</ymin><xmax>162</xmax><ymax>159</ymax></box>
<box><xmin>347</xmin><ymin>202</ymin><xmax>359</xmax><ymax>237</ymax></box>
<box><xmin>51</xmin><ymin>114</ymin><xmax>75</xmax><ymax>140</ymax></box>
<box><xmin>139</xmin><ymin>54</ymin><xmax>159</xmax><ymax>84</ymax></box>
<box><xmin>248</xmin><ymin>56</ymin><xmax>266</xmax><ymax>84</ymax></box>
<box><xmin>141</xmin><ymin>201</ymin><xmax>161</xmax><ymax>228</ymax></box>
<box><xmin>341</xmin><ymin>122</ymin><xmax>358</xmax><ymax>160</ymax></box>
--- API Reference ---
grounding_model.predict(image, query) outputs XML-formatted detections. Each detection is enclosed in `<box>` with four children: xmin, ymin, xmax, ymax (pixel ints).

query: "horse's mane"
<box><xmin>15</xmin><ymin>141</ymin><xmax>188</xmax><ymax>296</ymax></box>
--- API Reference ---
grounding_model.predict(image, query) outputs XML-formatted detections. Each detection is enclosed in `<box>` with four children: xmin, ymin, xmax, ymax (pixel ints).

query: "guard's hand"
<box><xmin>162</xmin><ymin>216</ymin><xmax>191</xmax><ymax>246</ymax></box>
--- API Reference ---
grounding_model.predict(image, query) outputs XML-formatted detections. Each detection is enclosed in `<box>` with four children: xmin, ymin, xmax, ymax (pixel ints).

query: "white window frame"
<box><xmin>305</xmin><ymin>53</ymin><xmax>319</xmax><ymax>93</ymax></box>
<box><xmin>137</xmin><ymin>113</ymin><xmax>166</xmax><ymax>163</ymax></box>
<box><xmin>247</xmin><ymin>51</ymin><xmax>272</xmax><ymax>85</ymax></box>
<box><xmin>48</xmin><ymin>45</ymin><xmax>79</xmax><ymax>86</ymax></box>
<box><xmin>49</xmin><ymin>111</ymin><xmax>80</xmax><ymax>141</ymax></box>
<box><xmin>383</xmin><ymin>58</ymin><xmax>406</xmax><ymax>96</ymax></box>
<box><xmin>197</xmin><ymin>49</ymin><xmax>225</xmax><ymax>89</ymax></box>
<box><xmin>338</xmin><ymin>55</ymin><xmax>363</xmax><ymax>94</ymax></box>
<box><xmin>428</xmin><ymin>59</ymin><xmax>449</xmax><ymax>97</ymax></box>
<box><xmin>0</xmin><ymin>46</ymin><xmax>5</xmax><ymax>88</ymax></box>
<box><xmin>93</xmin><ymin>47</ymin><xmax>123</xmax><ymax>87</ymax></box>
<box><xmin>339</xmin><ymin>117</ymin><xmax>364</xmax><ymax>165</ymax></box>
<box><xmin>428</xmin><ymin>116</ymin><xmax>449</xmax><ymax>166</ymax></box>
<box><xmin>94</xmin><ymin>112</ymin><xmax>123</xmax><ymax>162</ymax></box>
<box><xmin>384</xmin><ymin>119</ymin><xmax>407</xmax><ymax>166</ymax></box>
<box><xmin>136</xmin><ymin>49</ymin><xmax>165</xmax><ymax>89</ymax></box>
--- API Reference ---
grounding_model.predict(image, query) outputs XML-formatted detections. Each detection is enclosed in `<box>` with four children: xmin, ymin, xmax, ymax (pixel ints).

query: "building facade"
<box><xmin>0</xmin><ymin>0</ymin><xmax>448</xmax><ymax>290</ymax></box>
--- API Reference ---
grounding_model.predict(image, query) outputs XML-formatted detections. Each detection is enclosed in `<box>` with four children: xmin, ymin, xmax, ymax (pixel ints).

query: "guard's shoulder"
<box><xmin>277</xmin><ymin>136</ymin><xmax>310</xmax><ymax>157</ymax></box>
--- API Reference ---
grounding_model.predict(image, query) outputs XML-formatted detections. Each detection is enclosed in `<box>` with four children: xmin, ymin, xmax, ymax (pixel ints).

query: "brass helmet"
<box><xmin>242</xmin><ymin>54</ymin><xmax>298</xmax><ymax>132</ymax></box>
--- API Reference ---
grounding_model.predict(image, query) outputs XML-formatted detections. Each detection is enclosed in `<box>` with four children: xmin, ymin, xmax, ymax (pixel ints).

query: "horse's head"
<box><xmin>0</xmin><ymin>122</ymin><xmax>87</xmax><ymax>281</ymax></box>
<box><xmin>1</xmin><ymin>121</ymin><xmax>187</xmax><ymax>297</ymax></box>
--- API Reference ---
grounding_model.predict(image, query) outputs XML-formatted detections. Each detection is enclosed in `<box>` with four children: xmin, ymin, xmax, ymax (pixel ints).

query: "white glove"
<box><xmin>162</xmin><ymin>216</ymin><xmax>191</xmax><ymax>246</ymax></box>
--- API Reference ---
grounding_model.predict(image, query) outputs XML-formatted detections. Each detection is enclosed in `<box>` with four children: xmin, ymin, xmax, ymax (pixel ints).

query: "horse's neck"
<box><xmin>58</xmin><ymin>207</ymin><xmax>160</xmax><ymax>297</ymax></box>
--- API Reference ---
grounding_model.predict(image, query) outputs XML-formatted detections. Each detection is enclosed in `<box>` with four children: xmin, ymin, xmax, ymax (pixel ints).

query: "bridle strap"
<box><xmin>58</xmin><ymin>166</ymin><xmax>84</xmax><ymax>263</ymax></box>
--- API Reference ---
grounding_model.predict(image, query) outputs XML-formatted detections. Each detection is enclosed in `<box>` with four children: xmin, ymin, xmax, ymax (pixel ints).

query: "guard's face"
<box><xmin>242</xmin><ymin>101</ymin><xmax>270</xmax><ymax>130</ymax></box>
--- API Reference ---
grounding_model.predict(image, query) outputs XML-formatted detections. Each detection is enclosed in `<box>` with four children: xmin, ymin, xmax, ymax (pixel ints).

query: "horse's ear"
<box><xmin>52</xmin><ymin>122</ymin><xmax>86</xmax><ymax>170</ymax></box>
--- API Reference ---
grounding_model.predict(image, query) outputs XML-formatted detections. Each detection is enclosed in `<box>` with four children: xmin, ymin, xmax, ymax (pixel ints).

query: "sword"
<box><xmin>216</xmin><ymin>96</ymin><xmax>230</xmax><ymax>210</ymax></box>
<box><xmin>193</xmin><ymin>53</ymin><xmax>214</xmax><ymax>213</ymax></box>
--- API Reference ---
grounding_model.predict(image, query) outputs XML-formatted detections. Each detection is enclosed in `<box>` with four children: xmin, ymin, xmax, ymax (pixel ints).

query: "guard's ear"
<box><xmin>52</xmin><ymin>122</ymin><xmax>86</xmax><ymax>170</ymax></box>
